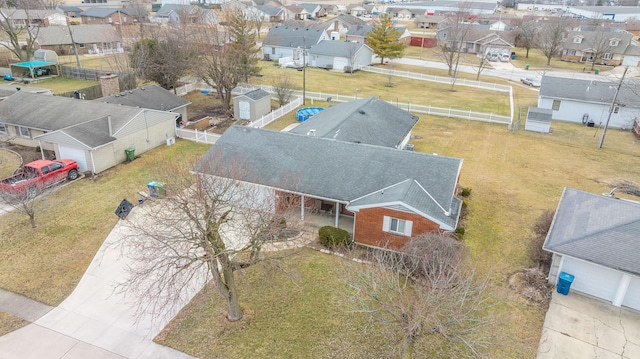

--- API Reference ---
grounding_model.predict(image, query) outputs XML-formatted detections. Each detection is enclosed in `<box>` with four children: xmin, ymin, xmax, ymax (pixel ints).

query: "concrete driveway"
<box><xmin>537</xmin><ymin>291</ymin><xmax>640</xmax><ymax>358</ymax></box>
<box><xmin>0</xmin><ymin>207</ymin><xmax>209</xmax><ymax>359</ymax></box>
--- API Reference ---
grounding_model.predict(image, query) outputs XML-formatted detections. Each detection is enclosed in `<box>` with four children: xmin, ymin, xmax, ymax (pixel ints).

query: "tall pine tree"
<box><xmin>367</xmin><ymin>14</ymin><xmax>405</xmax><ymax>64</ymax></box>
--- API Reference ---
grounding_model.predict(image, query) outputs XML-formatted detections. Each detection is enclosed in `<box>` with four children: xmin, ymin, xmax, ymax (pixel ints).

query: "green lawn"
<box><xmin>22</xmin><ymin>76</ymin><xmax>98</xmax><ymax>95</ymax></box>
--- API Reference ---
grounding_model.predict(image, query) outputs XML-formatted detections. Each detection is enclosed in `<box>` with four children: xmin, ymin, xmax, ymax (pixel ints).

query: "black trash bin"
<box><xmin>557</xmin><ymin>272</ymin><xmax>575</xmax><ymax>295</ymax></box>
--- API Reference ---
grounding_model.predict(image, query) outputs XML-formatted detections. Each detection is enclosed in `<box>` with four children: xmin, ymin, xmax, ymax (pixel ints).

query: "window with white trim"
<box><xmin>573</xmin><ymin>37</ymin><xmax>582</xmax><ymax>43</ymax></box>
<box><xmin>609</xmin><ymin>39</ymin><xmax>619</xmax><ymax>46</ymax></box>
<box><xmin>603</xmin><ymin>53</ymin><xmax>613</xmax><ymax>60</ymax></box>
<box><xmin>382</xmin><ymin>216</ymin><xmax>413</xmax><ymax>236</ymax></box>
<box><xmin>18</xmin><ymin>126</ymin><xmax>30</xmax><ymax>138</ymax></box>
<box><xmin>566</xmin><ymin>49</ymin><xmax>576</xmax><ymax>56</ymax></box>
<box><xmin>552</xmin><ymin>100</ymin><xmax>561</xmax><ymax>111</ymax></box>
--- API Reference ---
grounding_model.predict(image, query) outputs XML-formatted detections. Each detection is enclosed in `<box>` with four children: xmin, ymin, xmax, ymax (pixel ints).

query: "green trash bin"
<box><xmin>595</xmin><ymin>68</ymin><xmax>600</xmax><ymax>75</ymax></box>
<box><xmin>125</xmin><ymin>148</ymin><xmax>135</xmax><ymax>161</ymax></box>
<box><xmin>525</xmin><ymin>64</ymin><xmax>530</xmax><ymax>70</ymax></box>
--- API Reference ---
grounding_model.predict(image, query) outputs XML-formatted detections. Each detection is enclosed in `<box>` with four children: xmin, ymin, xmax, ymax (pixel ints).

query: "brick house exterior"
<box><xmin>353</xmin><ymin>207</ymin><xmax>441</xmax><ymax>249</ymax></box>
<box><xmin>561</xmin><ymin>30</ymin><xmax>633</xmax><ymax>66</ymax></box>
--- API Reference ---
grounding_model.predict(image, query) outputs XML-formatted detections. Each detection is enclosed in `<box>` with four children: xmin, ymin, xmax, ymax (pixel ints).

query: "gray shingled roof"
<box><xmin>96</xmin><ymin>85</ymin><xmax>190</xmax><ymax>111</ymax></box>
<box><xmin>543</xmin><ymin>188</ymin><xmax>640</xmax><ymax>276</ymax></box>
<box><xmin>526</xmin><ymin>107</ymin><xmax>552</xmax><ymax>123</ymax></box>
<box><xmin>0</xmin><ymin>92</ymin><xmax>142</xmax><ymax>146</ymax></box>
<box><xmin>540</xmin><ymin>75</ymin><xmax>639</xmax><ymax>108</ymax></box>
<box><xmin>238</xmin><ymin>88</ymin><xmax>270</xmax><ymax>101</ymax></box>
<box><xmin>194</xmin><ymin>126</ymin><xmax>462</xmax><ymax>226</ymax></box>
<box><xmin>308</xmin><ymin>40</ymin><xmax>366</xmax><ymax>57</ymax></box>
<box><xmin>290</xmin><ymin>97</ymin><xmax>417</xmax><ymax>148</ymax></box>
<box><xmin>334</xmin><ymin>14</ymin><xmax>366</xmax><ymax>27</ymax></box>
<box><xmin>263</xmin><ymin>25</ymin><xmax>326</xmax><ymax>48</ymax></box>
<box><xmin>563</xmin><ymin>30</ymin><xmax>632</xmax><ymax>53</ymax></box>
<box><xmin>79</xmin><ymin>8</ymin><xmax>120</xmax><ymax>18</ymax></box>
<box><xmin>36</xmin><ymin>25</ymin><xmax>121</xmax><ymax>46</ymax></box>
<box><xmin>258</xmin><ymin>4</ymin><xmax>283</xmax><ymax>16</ymax></box>
<box><xmin>346</xmin><ymin>24</ymin><xmax>373</xmax><ymax>37</ymax></box>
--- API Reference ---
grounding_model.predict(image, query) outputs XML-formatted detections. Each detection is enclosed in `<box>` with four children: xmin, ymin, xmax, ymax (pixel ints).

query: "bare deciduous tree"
<box><xmin>0</xmin><ymin>184</ymin><xmax>48</xmax><ymax>228</ymax></box>
<box><xmin>537</xmin><ymin>17</ymin><xmax>574</xmax><ymax>66</ymax></box>
<box><xmin>438</xmin><ymin>4</ymin><xmax>472</xmax><ymax>78</ymax></box>
<box><xmin>585</xmin><ymin>26</ymin><xmax>615</xmax><ymax>70</ymax></box>
<box><xmin>341</xmin><ymin>233</ymin><xmax>493</xmax><ymax>359</ymax></box>
<box><xmin>473</xmin><ymin>53</ymin><xmax>489</xmax><ymax>81</ymax></box>
<box><xmin>272</xmin><ymin>73</ymin><xmax>295</xmax><ymax>107</ymax></box>
<box><xmin>120</xmin><ymin>157</ymin><xmax>299</xmax><ymax>322</ymax></box>
<box><xmin>0</xmin><ymin>0</ymin><xmax>46</xmax><ymax>61</ymax></box>
<box><xmin>515</xmin><ymin>18</ymin><xmax>538</xmax><ymax>59</ymax></box>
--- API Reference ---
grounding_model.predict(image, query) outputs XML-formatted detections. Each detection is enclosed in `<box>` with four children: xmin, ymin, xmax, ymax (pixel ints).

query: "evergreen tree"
<box><xmin>367</xmin><ymin>14</ymin><xmax>405</xmax><ymax>64</ymax></box>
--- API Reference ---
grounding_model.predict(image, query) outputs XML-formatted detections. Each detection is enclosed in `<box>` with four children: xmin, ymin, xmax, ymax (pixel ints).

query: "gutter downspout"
<box><xmin>90</xmin><ymin>150</ymin><xmax>97</xmax><ymax>175</ymax></box>
<box><xmin>38</xmin><ymin>140</ymin><xmax>45</xmax><ymax>160</ymax></box>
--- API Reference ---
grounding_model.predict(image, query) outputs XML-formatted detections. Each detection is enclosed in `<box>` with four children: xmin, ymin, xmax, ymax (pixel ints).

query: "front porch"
<box><xmin>300</xmin><ymin>209</ymin><xmax>354</xmax><ymax>234</ymax></box>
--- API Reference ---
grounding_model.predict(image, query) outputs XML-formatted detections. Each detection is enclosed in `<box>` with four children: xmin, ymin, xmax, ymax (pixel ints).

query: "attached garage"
<box><xmin>59</xmin><ymin>145</ymin><xmax>89</xmax><ymax>172</ymax></box>
<box><xmin>545</xmin><ymin>188</ymin><xmax>640</xmax><ymax>310</ymax></box>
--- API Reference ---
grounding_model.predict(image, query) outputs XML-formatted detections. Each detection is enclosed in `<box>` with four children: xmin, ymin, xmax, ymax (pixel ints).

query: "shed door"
<box><xmin>59</xmin><ymin>146</ymin><xmax>88</xmax><ymax>172</ymax></box>
<box><xmin>561</xmin><ymin>257</ymin><xmax>622</xmax><ymax>302</ymax></box>
<box><xmin>239</xmin><ymin>101</ymin><xmax>250</xmax><ymax>120</ymax></box>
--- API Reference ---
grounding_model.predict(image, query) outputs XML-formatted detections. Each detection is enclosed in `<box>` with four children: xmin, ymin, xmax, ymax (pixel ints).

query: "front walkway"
<box><xmin>537</xmin><ymin>291</ymin><xmax>640</xmax><ymax>358</ymax></box>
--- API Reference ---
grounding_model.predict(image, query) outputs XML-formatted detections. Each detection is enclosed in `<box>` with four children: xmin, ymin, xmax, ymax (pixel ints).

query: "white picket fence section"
<box><xmin>359</xmin><ymin>65</ymin><xmax>511</xmax><ymax>93</ymax></box>
<box><xmin>248</xmin><ymin>96</ymin><xmax>304</xmax><ymax>127</ymax></box>
<box><xmin>175</xmin><ymin>128</ymin><xmax>221</xmax><ymax>145</ymax></box>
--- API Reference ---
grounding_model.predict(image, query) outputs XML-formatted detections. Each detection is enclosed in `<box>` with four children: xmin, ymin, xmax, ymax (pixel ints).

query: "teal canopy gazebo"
<box><xmin>10</xmin><ymin>60</ymin><xmax>58</xmax><ymax>79</ymax></box>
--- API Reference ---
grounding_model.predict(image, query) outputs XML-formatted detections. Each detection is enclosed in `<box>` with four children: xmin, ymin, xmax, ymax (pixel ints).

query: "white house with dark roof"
<box><xmin>289</xmin><ymin>97</ymin><xmax>417</xmax><ymax>149</ymax></box>
<box><xmin>96</xmin><ymin>84</ymin><xmax>191</xmax><ymax>127</ymax></box>
<box><xmin>538</xmin><ymin>75</ymin><xmax>640</xmax><ymax>129</ymax></box>
<box><xmin>262</xmin><ymin>25</ymin><xmax>329</xmax><ymax>61</ymax></box>
<box><xmin>307</xmin><ymin>40</ymin><xmax>372</xmax><ymax>71</ymax></box>
<box><xmin>194</xmin><ymin>126</ymin><xmax>463</xmax><ymax>250</ymax></box>
<box><xmin>0</xmin><ymin>92</ymin><xmax>179</xmax><ymax>174</ymax></box>
<box><xmin>544</xmin><ymin>188</ymin><xmax>640</xmax><ymax>310</ymax></box>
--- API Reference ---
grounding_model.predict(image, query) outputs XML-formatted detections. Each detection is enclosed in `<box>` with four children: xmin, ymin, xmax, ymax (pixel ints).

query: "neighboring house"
<box><xmin>283</xmin><ymin>19</ymin><xmax>347</xmax><ymax>39</ymax></box>
<box><xmin>0</xmin><ymin>8</ymin><xmax>66</xmax><ymax>27</ymax></box>
<box><xmin>437</xmin><ymin>26</ymin><xmax>515</xmax><ymax>55</ymax></box>
<box><xmin>35</xmin><ymin>25</ymin><xmax>122</xmax><ymax>55</ymax></box>
<box><xmin>414</xmin><ymin>15</ymin><xmax>445</xmax><ymax>29</ymax></box>
<box><xmin>289</xmin><ymin>96</ymin><xmax>417</xmax><ymax>149</ymax></box>
<box><xmin>307</xmin><ymin>40</ymin><xmax>373</xmax><ymax>71</ymax></box>
<box><xmin>256</xmin><ymin>5</ymin><xmax>286</xmax><ymax>23</ymax></box>
<box><xmin>0</xmin><ymin>84</ymin><xmax>52</xmax><ymax>99</ymax></box>
<box><xmin>58</xmin><ymin>5</ymin><xmax>83</xmax><ymax>18</ymax></box>
<box><xmin>561</xmin><ymin>30</ymin><xmax>633</xmax><ymax>66</ymax></box>
<box><xmin>544</xmin><ymin>188</ymin><xmax>640</xmax><ymax>311</ymax></box>
<box><xmin>95</xmin><ymin>84</ymin><xmax>191</xmax><ymax>127</ymax></box>
<box><xmin>622</xmin><ymin>44</ymin><xmax>640</xmax><ymax>67</ymax></box>
<box><xmin>333</xmin><ymin>13</ymin><xmax>366</xmax><ymax>28</ymax></box>
<box><xmin>284</xmin><ymin>5</ymin><xmax>309</xmax><ymax>20</ymax></box>
<box><xmin>153</xmin><ymin>4</ymin><xmax>218</xmax><ymax>25</ymax></box>
<box><xmin>0</xmin><ymin>92</ymin><xmax>179</xmax><ymax>174</ymax></box>
<box><xmin>261</xmin><ymin>25</ymin><xmax>329</xmax><ymax>61</ymax></box>
<box><xmin>233</xmin><ymin>88</ymin><xmax>271</xmax><ymax>121</ymax></box>
<box><xmin>193</xmin><ymin>126</ymin><xmax>463</xmax><ymax>250</ymax></box>
<box><xmin>297</xmin><ymin>4</ymin><xmax>325</xmax><ymax>19</ymax></box>
<box><xmin>386</xmin><ymin>7</ymin><xmax>424</xmax><ymax>20</ymax></box>
<box><xmin>348</xmin><ymin>5</ymin><xmax>366</xmax><ymax>17</ymax></box>
<box><xmin>79</xmin><ymin>8</ymin><xmax>137</xmax><ymax>26</ymax></box>
<box><xmin>538</xmin><ymin>76</ymin><xmax>640</xmax><ymax>129</ymax></box>
<box><xmin>346</xmin><ymin>24</ymin><xmax>411</xmax><ymax>45</ymax></box>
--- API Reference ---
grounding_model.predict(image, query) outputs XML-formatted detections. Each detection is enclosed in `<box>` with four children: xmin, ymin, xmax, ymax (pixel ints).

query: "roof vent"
<box><xmin>358</xmin><ymin>109</ymin><xmax>365</xmax><ymax>114</ymax></box>
<box><xmin>307</xmin><ymin>129</ymin><xmax>316</xmax><ymax>136</ymax></box>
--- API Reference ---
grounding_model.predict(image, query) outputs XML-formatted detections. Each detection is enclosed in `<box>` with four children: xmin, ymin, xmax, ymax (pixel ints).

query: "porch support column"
<box><xmin>613</xmin><ymin>274</ymin><xmax>631</xmax><ymax>307</ymax></box>
<box><xmin>301</xmin><ymin>194</ymin><xmax>305</xmax><ymax>221</ymax></box>
<box><xmin>334</xmin><ymin>201</ymin><xmax>339</xmax><ymax>227</ymax></box>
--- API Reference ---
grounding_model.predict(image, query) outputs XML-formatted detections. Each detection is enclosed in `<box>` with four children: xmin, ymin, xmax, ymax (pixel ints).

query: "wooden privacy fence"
<box><xmin>59</xmin><ymin>66</ymin><xmax>126</xmax><ymax>82</ymax></box>
<box><xmin>56</xmin><ymin>84</ymin><xmax>103</xmax><ymax>100</ymax></box>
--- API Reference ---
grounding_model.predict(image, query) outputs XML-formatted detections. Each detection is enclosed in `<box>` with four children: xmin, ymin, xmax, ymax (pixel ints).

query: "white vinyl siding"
<box><xmin>382</xmin><ymin>215</ymin><xmax>412</xmax><ymax>236</ymax></box>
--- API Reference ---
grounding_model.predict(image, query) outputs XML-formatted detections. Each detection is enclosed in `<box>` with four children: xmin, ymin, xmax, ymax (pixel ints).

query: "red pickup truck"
<box><xmin>0</xmin><ymin>159</ymin><xmax>79</xmax><ymax>196</ymax></box>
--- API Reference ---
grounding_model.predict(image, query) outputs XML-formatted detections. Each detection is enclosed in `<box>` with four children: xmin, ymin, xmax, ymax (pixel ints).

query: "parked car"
<box><xmin>499</xmin><ymin>53</ymin><xmax>510</xmax><ymax>62</ymax></box>
<box><xmin>520</xmin><ymin>77</ymin><xmax>541</xmax><ymax>87</ymax></box>
<box><xmin>0</xmin><ymin>159</ymin><xmax>79</xmax><ymax>196</ymax></box>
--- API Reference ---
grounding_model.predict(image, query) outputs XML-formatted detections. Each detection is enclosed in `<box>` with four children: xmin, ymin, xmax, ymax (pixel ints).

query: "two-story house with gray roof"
<box><xmin>0</xmin><ymin>92</ymin><xmax>179</xmax><ymax>174</ymax></box>
<box><xmin>538</xmin><ymin>75</ymin><xmax>640</xmax><ymax>129</ymax></box>
<box><xmin>193</xmin><ymin>126</ymin><xmax>463</xmax><ymax>250</ymax></box>
<box><xmin>262</xmin><ymin>25</ymin><xmax>329</xmax><ymax>61</ymax></box>
<box><xmin>544</xmin><ymin>188</ymin><xmax>640</xmax><ymax>311</ymax></box>
<box><xmin>561</xmin><ymin>30</ymin><xmax>633</xmax><ymax>66</ymax></box>
<box><xmin>307</xmin><ymin>40</ymin><xmax>373</xmax><ymax>71</ymax></box>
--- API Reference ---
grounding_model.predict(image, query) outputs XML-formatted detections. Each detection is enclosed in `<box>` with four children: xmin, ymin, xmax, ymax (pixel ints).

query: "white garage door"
<box><xmin>562</xmin><ymin>257</ymin><xmax>622</xmax><ymax>302</ymax></box>
<box><xmin>622</xmin><ymin>276</ymin><xmax>640</xmax><ymax>310</ymax></box>
<box><xmin>59</xmin><ymin>146</ymin><xmax>88</xmax><ymax>172</ymax></box>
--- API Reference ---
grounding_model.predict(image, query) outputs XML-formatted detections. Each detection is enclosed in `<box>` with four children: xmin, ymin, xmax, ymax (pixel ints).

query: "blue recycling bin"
<box><xmin>147</xmin><ymin>181</ymin><xmax>158</xmax><ymax>197</ymax></box>
<box><xmin>557</xmin><ymin>272</ymin><xmax>575</xmax><ymax>295</ymax></box>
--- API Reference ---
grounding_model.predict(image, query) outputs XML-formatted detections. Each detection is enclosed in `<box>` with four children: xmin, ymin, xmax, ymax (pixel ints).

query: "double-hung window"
<box><xmin>383</xmin><ymin>216</ymin><xmax>413</xmax><ymax>236</ymax></box>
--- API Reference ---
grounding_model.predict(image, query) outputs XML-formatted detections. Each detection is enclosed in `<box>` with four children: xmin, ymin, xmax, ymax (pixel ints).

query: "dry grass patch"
<box><xmin>0</xmin><ymin>148</ymin><xmax>21</xmax><ymax>178</ymax></box>
<box><xmin>0</xmin><ymin>140</ymin><xmax>210</xmax><ymax>305</ymax></box>
<box><xmin>0</xmin><ymin>312</ymin><xmax>28</xmax><ymax>336</ymax></box>
<box><xmin>22</xmin><ymin>77</ymin><xmax>98</xmax><ymax>95</ymax></box>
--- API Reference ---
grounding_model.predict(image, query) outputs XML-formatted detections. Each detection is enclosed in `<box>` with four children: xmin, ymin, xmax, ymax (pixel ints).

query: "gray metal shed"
<box><xmin>525</xmin><ymin>107</ymin><xmax>552</xmax><ymax>133</ymax></box>
<box><xmin>233</xmin><ymin>88</ymin><xmax>271</xmax><ymax>122</ymax></box>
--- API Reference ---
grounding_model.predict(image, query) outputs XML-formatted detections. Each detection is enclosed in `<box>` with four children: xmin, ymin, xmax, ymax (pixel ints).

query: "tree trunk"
<box><xmin>29</xmin><ymin>214</ymin><xmax>36</xmax><ymax>228</ymax></box>
<box><xmin>380</xmin><ymin>57</ymin><xmax>384</xmax><ymax>65</ymax></box>
<box><xmin>222</xmin><ymin>264</ymin><xmax>242</xmax><ymax>321</ymax></box>
<box><xmin>401</xmin><ymin>336</ymin><xmax>415</xmax><ymax>359</ymax></box>
<box><xmin>526</xmin><ymin>48</ymin><xmax>530</xmax><ymax>58</ymax></box>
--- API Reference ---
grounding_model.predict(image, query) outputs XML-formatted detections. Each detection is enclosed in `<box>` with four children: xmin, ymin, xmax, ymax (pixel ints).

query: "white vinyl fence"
<box><xmin>175</xmin><ymin>128</ymin><xmax>221</xmax><ymax>145</ymax></box>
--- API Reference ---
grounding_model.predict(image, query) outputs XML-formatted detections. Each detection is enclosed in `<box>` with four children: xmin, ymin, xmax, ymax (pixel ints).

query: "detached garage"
<box><xmin>545</xmin><ymin>188</ymin><xmax>640</xmax><ymax>310</ymax></box>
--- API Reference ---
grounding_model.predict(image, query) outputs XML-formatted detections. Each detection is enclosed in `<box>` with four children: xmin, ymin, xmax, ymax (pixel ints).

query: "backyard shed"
<box><xmin>233</xmin><ymin>88</ymin><xmax>271</xmax><ymax>122</ymax></box>
<box><xmin>525</xmin><ymin>107</ymin><xmax>552</xmax><ymax>133</ymax></box>
<box><xmin>33</xmin><ymin>49</ymin><xmax>58</xmax><ymax>63</ymax></box>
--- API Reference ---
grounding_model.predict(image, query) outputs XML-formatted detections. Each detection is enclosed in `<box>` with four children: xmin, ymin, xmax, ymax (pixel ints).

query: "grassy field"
<box><xmin>0</xmin><ymin>140</ymin><xmax>210</xmax><ymax>306</ymax></box>
<box><xmin>0</xmin><ymin>149</ymin><xmax>22</xmax><ymax>179</ymax></box>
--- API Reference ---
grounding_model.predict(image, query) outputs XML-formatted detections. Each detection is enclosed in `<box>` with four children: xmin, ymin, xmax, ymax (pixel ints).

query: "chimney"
<box><xmin>99</xmin><ymin>74</ymin><xmax>120</xmax><ymax>98</ymax></box>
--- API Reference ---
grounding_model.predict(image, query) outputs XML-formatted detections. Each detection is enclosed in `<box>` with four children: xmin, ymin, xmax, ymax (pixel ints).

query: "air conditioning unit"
<box><xmin>166</xmin><ymin>137</ymin><xmax>175</xmax><ymax>146</ymax></box>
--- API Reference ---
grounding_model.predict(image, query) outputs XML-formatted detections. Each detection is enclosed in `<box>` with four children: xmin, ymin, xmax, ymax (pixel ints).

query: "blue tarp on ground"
<box><xmin>11</xmin><ymin>60</ymin><xmax>55</xmax><ymax>68</ymax></box>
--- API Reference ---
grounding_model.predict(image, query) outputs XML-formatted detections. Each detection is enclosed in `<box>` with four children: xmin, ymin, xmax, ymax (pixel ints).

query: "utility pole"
<box><xmin>599</xmin><ymin>66</ymin><xmax>628</xmax><ymax>149</ymax></box>
<box><xmin>66</xmin><ymin>17</ymin><xmax>81</xmax><ymax>68</ymax></box>
<box><xmin>302</xmin><ymin>37</ymin><xmax>306</xmax><ymax>105</ymax></box>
